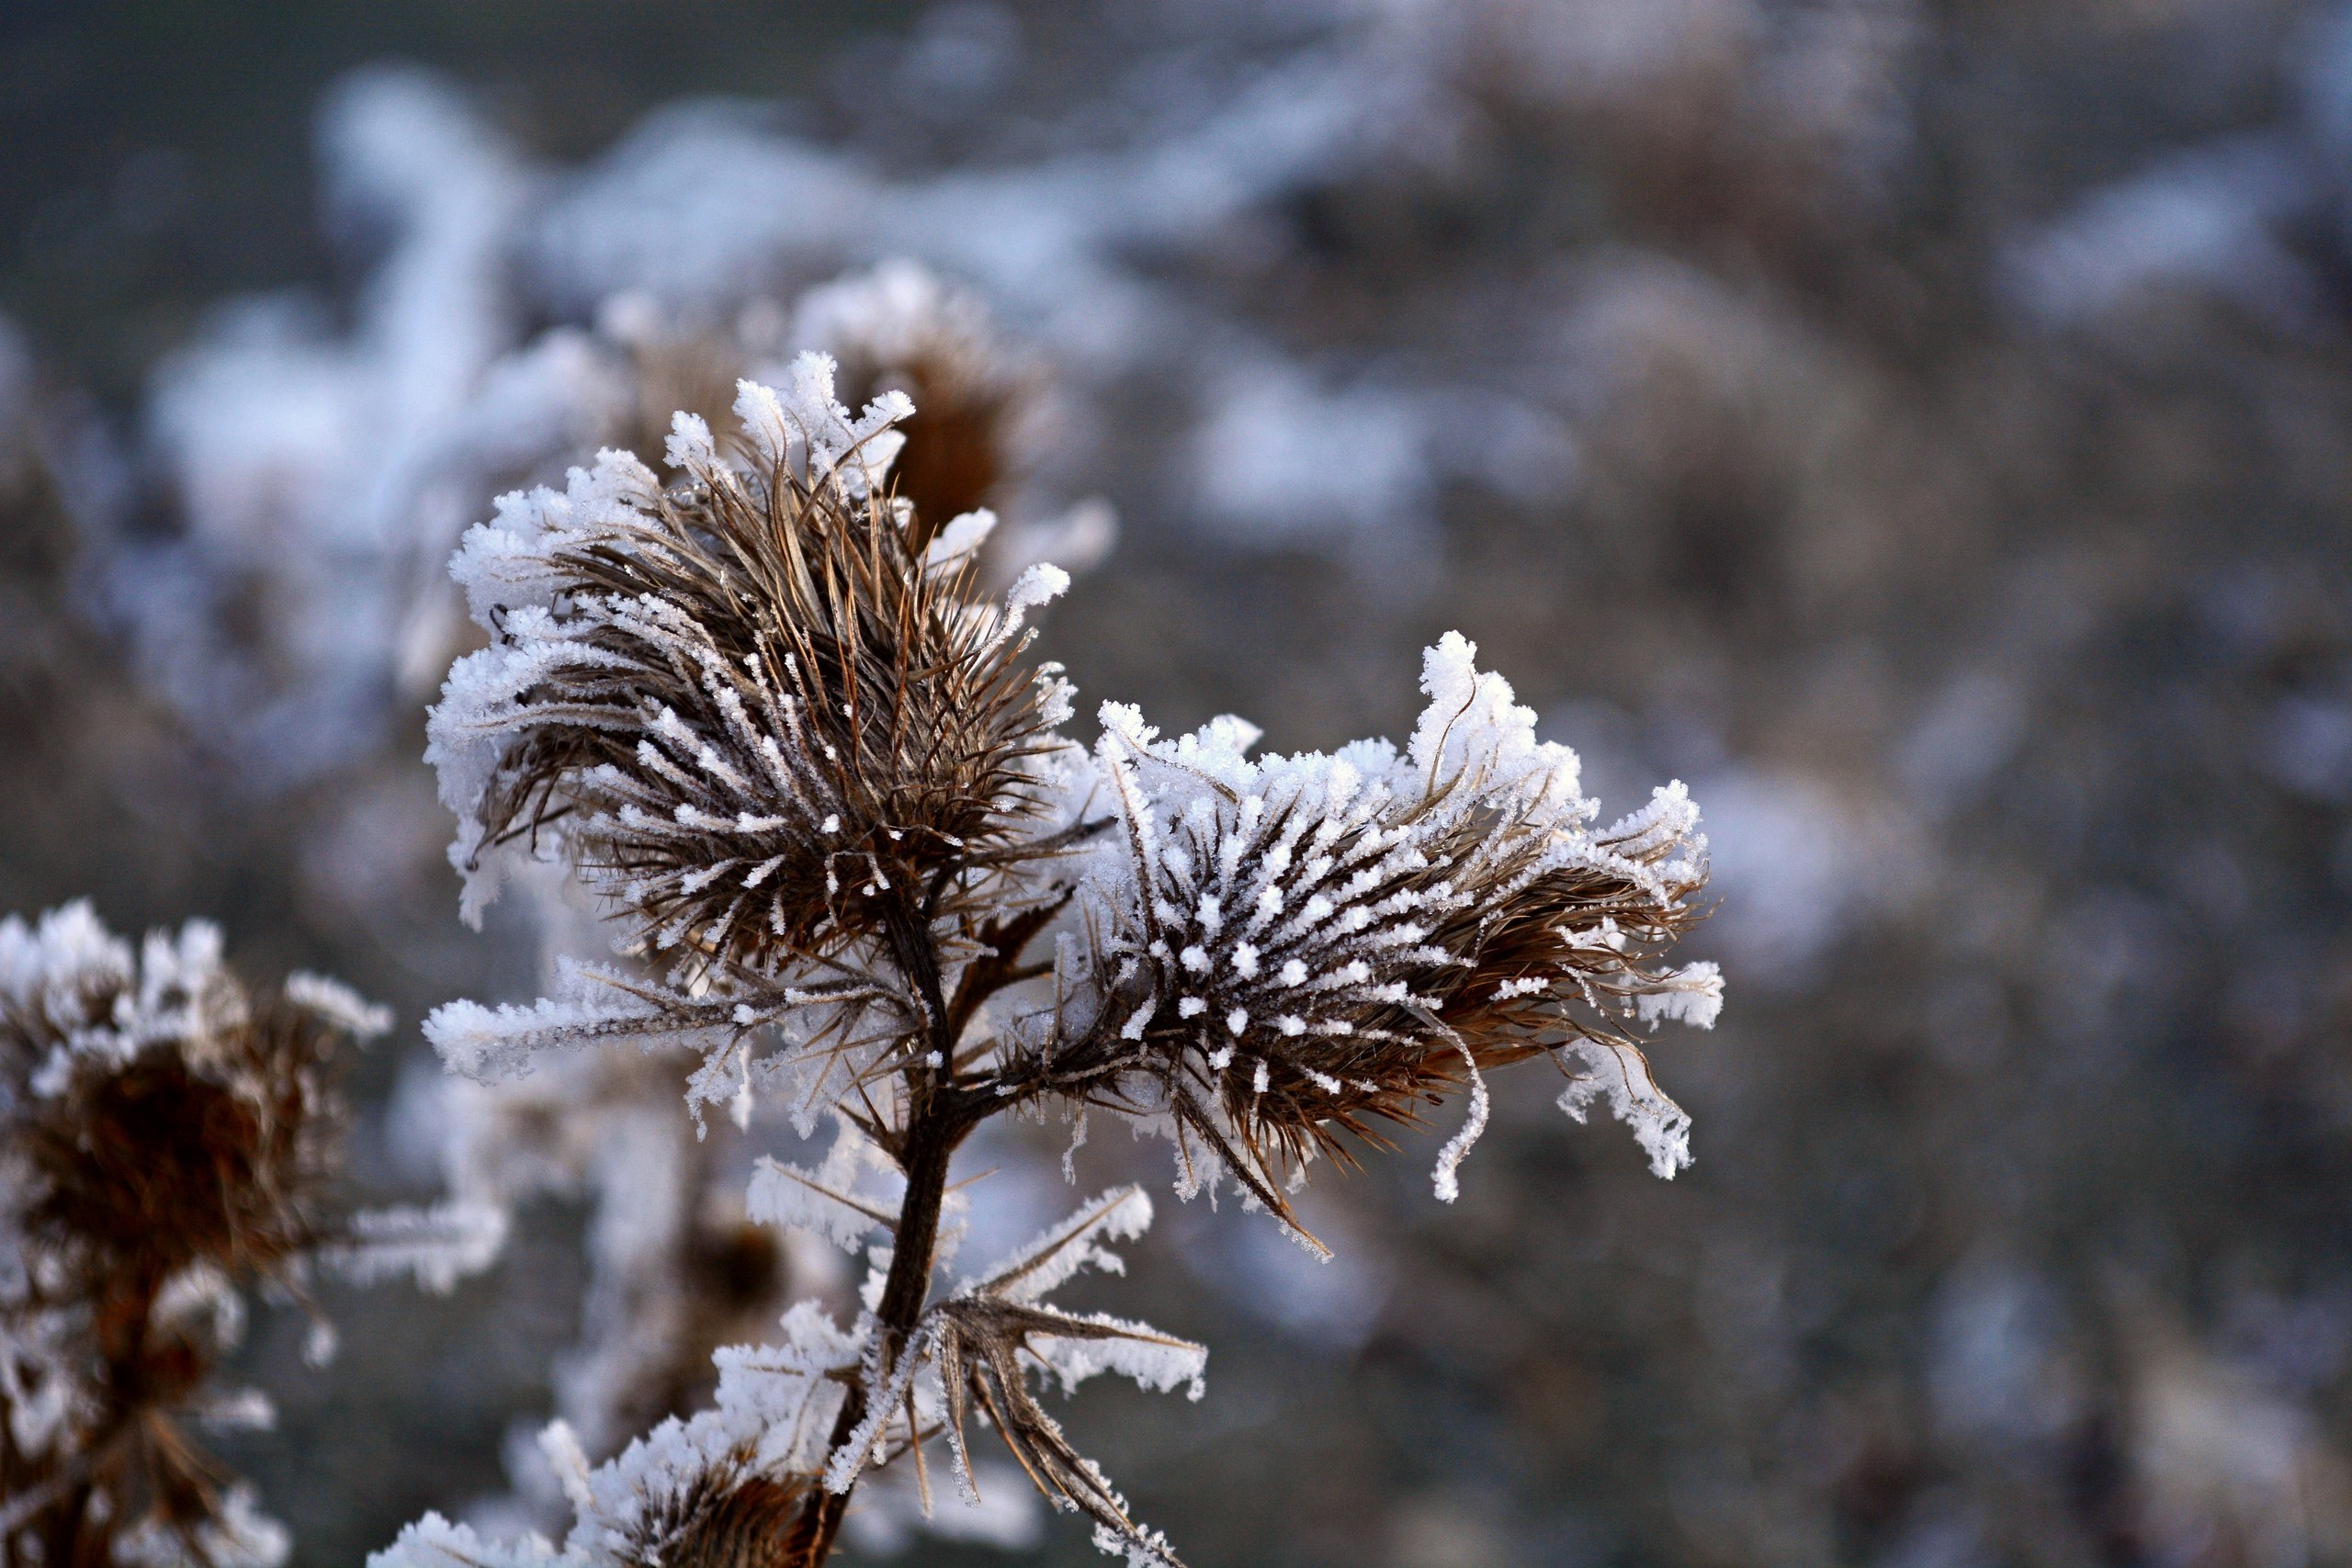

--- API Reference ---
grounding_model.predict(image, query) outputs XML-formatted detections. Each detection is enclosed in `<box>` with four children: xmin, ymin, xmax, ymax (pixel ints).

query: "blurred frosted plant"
<box><xmin>1359</xmin><ymin>0</ymin><xmax>1919</xmax><ymax>215</ymax></box>
<box><xmin>424</xmin><ymin>1031</ymin><xmax>844</xmax><ymax>1474</ymax></box>
<box><xmin>391</xmin><ymin>355</ymin><xmax>1719</xmax><ymax>1566</ymax></box>
<box><xmin>0</xmin><ymin>903</ymin><xmax>501</xmax><ymax>1568</ymax></box>
<box><xmin>792</xmin><ymin>260</ymin><xmax>1114</xmax><ymax>581</ymax></box>
<box><xmin>126</xmin><ymin>66</ymin><xmax>528</xmax><ymax>787</ymax></box>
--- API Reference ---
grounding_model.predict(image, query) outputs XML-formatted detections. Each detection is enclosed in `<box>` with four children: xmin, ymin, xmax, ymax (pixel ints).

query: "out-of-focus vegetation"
<box><xmin>6</xmin><ymin>3</ymin><xmax>2352</xmax><ymax>1564</ymax></box>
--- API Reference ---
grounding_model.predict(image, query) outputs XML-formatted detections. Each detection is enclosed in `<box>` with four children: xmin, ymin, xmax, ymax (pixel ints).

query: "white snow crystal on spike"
<box><xmin>963</xmin><ymin>1186</ymin><xmax>1155</xmax><ymax>1305</ymax></box>
<box><xmin>1633</xmin><ymin>959</ymin><xmax>1724</xmax><ymax>1030</ymax></box>
<box><xmin>747</xmin><ymin>1115</ymin><xmax>901</xmax><ymax>1253</ymax></box>
<box><xmin>1601</xmin><ymin>778</ymin><xmax>1702</xmax><ymax>859</ymax></box>
<box><xmin>1407</xmin><ymin>630</ymin><xmax>1589</xmax><ymax>825</ymax></box>
<box><xmin>423</xmin><ymin>962</ymin><xmax>729</xmax><ymax>1084</ymax></box>
<box><xmin>284</xmin><ymin>972</ymin><xmax>394</xmax><ymax>1039</ymax></box>
<box><xmin>1027</xmin><ymin>1313</ymin><xmax>1208</xmax><ymax>1401</ymax></box>
<box><xmin>1557</xmin><ymin>1039</ymin><xmax>1696</xmax><ymax>1179</ymax></box>
<box><xmin>991</xmin><ymin>561</ymin><xmax>1070</xmax><ymax>651</ymax></box>
<box><xmin>663</xmin><ymin>409</ymin><xmax>716</xmax><ymax>471</ymax></box>
<box><xmin>733</xmin><ymin>377</ymin><xmax>800</xmax><ymax>475</ymax></box>
<box><xmin>1006</xmin><ymin>562</ymin><xmax>1070</xmax><ymax>615</ymax></box>
<box><xmin>1430</xmin><ymin>1044</ymin><xmax>1490</xmax><ymax>1205</ymax></box>
<box><xmin>0</xmin><ymin>899</ymin><xmax>131</xmax><ymax>1001</ymax></box>
<box><xmin>731</xmin><ymin>355</ymin><xmax>912</xmax><ymax>492</ymax></box>
<box><xmin>924</xmin><ymin>507</ymin><xmax>999</xmax><ymax>569</ymax></box>
<box><xmin>320</xmin><ymin>1202</ymin><xmax>509</xmax><ymax>1292</ymax></box>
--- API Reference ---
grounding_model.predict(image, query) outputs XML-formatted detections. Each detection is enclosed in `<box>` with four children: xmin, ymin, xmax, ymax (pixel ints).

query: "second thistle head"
<box><xmin>2</xmin><ymin>901</ymin><xmax>495</xmax><ymax>1568</ymax></box>
<box><xmin>427</xmin><ymin>354</ymin><xmax>1083</xmax><ymax>981</ymax></box>
<box><xmin>1</xmin><ymin>905</ymin><xmax>380</xmax><ymax>1301</ymax></box>
<box><xmin>1062</xmin><ymin>634</ymin><xmax>1721</xmax><ymax>1235</ymax></box>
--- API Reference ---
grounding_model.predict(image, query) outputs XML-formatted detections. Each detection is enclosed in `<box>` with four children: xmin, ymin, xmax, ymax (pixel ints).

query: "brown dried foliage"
<box><xmin>927</xmin><ymin>1212</ymin><xmax>1202</xmax><ymax>1566</ymax></box>
<box><xmin>628</xmin><ymin>1470</ymin><xmax>811</xmax><ymax>1568</ymax></box>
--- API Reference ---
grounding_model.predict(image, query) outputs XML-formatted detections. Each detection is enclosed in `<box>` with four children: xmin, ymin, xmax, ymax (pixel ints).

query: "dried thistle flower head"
<box><xmin>427</xmin><ymin>352</ymin><xmax>1081</xmax><ymax>981</ymax></box>
<box><xmin>1045</xmin><ymin>632</ymin><xmax>1719</xmax><ymax>1241</ymax></box>
<box><xmin>0</xmin><ymin>902</ymin><xmax>500</xmax><ymax>1568</ymax></box>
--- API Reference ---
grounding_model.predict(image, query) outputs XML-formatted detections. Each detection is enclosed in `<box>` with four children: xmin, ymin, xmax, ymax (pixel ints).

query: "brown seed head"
<box><xmin>1</xmin><ymin>903</ymin><xmax>392</xmax><ymax>1566</ymax></box>
<box><xmin>1055</xmin><ymin>637</ymin><xmax>1720</xmax><ymax>1229</ymax></box>
<box><xmin>431</xmin><ymin>362</ymin><xmax>1080</xmax><ymax>981</ymax></box>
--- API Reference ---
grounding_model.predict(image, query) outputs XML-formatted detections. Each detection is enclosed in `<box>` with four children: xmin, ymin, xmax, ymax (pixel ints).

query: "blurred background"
<box><xmin>5</xmin><ymin>1</ymin><xmax>2352</xmax><ymax>1564</ymax></box>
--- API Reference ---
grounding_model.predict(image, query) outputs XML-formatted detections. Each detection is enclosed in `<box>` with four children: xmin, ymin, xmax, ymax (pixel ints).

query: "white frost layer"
<box><xmin>747</xmin><ymin>1116</ymin><xmax>901</xmax><ymax>1254</ymax></box>
<box><xmin>321</xmin><ymin>1202</ymin><xmax>510</xmax><ymax>1293</ymax></box>
<box><xmin>1557</xmin><ymin>1039</ymin><xmax>1696</xmax><ymax>1179</ymax></box>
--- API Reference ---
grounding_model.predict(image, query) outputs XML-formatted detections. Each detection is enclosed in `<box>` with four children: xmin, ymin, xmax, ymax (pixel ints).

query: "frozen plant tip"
<box><xmin>0</xmin><ymin>903</ymin><xmax>500</xmax><ymax>1568</ymax></box>
<box><xmin>794</xmin><ymin>259</ymin><xmax>1038</xmax><ymax>558</ymax></box>
<box><xmin>402</xmin><ymin>355</ymin><xmax>1720</xmax><ymax>1567</ymax></box>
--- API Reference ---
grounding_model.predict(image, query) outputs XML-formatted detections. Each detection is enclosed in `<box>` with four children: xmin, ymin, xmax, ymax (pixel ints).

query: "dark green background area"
<box><xmin>0</xmin><ymin>2</ymin><xmax>906</xmax><ymax>402</ymax></box>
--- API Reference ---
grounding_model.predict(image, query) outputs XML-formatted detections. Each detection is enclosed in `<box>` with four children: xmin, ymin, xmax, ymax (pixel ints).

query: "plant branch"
<box><xmin>778</xmin><ymin>904</ymin><xmax>991</xmax><ymax>1566</ymax></box>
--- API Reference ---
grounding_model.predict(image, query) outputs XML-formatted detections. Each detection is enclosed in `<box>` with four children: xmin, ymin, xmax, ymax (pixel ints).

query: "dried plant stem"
<box><xmin>786</xmin><ymin>1119</ymin><xmax>954</xmax><ymax>1566</ymax></box>
<box><xmin>785</xmin><ymin>910</ymin><xmax>984</xmax><ymax>1567</ymax></box>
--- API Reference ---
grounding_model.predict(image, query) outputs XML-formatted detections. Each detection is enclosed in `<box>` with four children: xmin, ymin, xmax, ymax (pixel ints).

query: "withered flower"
<box><xmin>427</xmin><ymin>353</ymin><xmax>1080</xmax><ymax>993</ymax></box>
<box><xmin>1</xmin><ymin>903</ymin><xmax>496</xmax><ymax>1568</ymax></box>
<box><xmin>1046</xmin><ymin>633</ymin><xmax>1720</xmax><ymax>1244</ymax></box>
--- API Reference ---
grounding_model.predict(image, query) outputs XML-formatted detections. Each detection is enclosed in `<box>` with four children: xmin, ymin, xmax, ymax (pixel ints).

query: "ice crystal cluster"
<box><xmin>0</xmin><ymin>903</ymin><xmax>500</xmax><ymax>1568</ymax></box>
<box><xmin>380</xmin><ymin>355</ymin><xmax>1720</xmax><ymax>1568</ymax></box>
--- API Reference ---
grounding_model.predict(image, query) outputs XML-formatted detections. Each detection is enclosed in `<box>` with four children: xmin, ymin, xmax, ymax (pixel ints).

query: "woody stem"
<box><xmin>782</xmin><ymin>908</ymin><xmax>974</xmax><ymax>1566</ymax></box>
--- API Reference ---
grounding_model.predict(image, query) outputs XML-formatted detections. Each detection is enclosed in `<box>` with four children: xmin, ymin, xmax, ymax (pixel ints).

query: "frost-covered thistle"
<box><xmin>429</xmin><ymin>352</ymin><xmax>1078</xmax><ymax>989</ymax></box>
<box><xmin>1056</xmin><ymin>658</ymin><xmax>1720</xmax><ymax>1237</ymax></box>
<box><xmin>0</xmin><ymin>903</ymin><xmax>500</xmax><ymax>1568</ymax></box>
<box><xmin>397</xmin><ymin>355</ymin><xmax>1719</xmax><ymax>1568</ymax></box>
